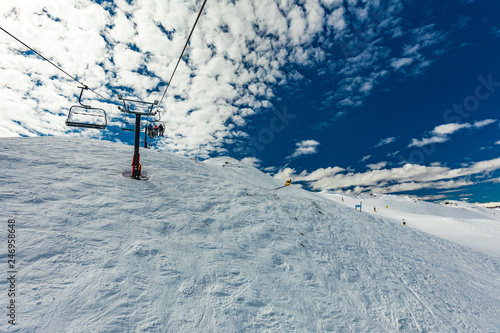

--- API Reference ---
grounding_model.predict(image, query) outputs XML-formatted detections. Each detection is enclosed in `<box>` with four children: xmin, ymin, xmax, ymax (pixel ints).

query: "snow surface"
<box><xmin>1</xmin><ymin>137</ymin><xmax>500</xmax><ymax>332</ymax></box>
<box><xmin>320</xmin><ymin>193</ymin><xmax>500</xmax><ymax>260</ymax></box>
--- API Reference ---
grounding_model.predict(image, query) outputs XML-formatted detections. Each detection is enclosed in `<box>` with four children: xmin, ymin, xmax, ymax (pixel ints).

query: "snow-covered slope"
<box><xmin>320</xmin><ymin>192</ymin><xmax>500</xmax><ymax>259</ymax></box>
<box><xmin>1</xmin><ymin>137</ymin><xmax>500</xmax><ymax>332</ymax></box>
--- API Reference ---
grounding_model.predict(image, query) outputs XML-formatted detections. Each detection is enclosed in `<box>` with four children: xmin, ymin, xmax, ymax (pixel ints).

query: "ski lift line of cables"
<box><xmin>155</xmin><ymin>0</ymin><xmax>208</xmax><ymax>113</ymax></box>
<box><xmin>0</xmin><ymin>26</ymin><xmax>112</xmax><ymax>103</ymax></box>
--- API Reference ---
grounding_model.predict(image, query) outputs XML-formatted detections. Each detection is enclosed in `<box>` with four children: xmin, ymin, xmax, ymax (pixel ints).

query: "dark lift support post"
<box><xmin>121</xmin><ymin>121</ymin><xmax>153</xmax><ymax>149</ymax></box>
<box><xmin>120</xmin><ymin>118</ymin><xmax>149</xmax><ymax>148</ymax></box>
<box><xmin>118</xmin><ymin>95</ymin><xmax>158</xmax><ymax>180</ymax></box>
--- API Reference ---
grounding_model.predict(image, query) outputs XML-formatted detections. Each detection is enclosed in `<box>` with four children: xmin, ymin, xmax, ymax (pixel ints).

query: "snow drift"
<box><xmin>1</xmin><ymin>137</ymin><xmax>499</xmax><ymax>332</ymax></box>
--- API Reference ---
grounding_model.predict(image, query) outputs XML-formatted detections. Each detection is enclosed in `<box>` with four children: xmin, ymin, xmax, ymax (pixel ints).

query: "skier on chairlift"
<box><xmin>147</xmin><ymin>123</ymin><xmax>154</xmax><ymax>137</ymax></box>
<box><xmin>159</xmin><ymin>124</ymin><xmax>164</xmax><ymax>137</ymax></box>
<box><xmin>154</xmin><ymin>124</ymin><xmax>159</xmax><ymax>137</ymax></box>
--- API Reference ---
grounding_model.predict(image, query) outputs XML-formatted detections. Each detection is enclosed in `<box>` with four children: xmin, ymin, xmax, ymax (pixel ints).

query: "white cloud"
<box><xmin>273</xmin><ymin>167</ymin><xmax>296</xmax><ymax>181</ymax></box>
<box><xmin>432</xmin><ymin>123</ymin><xmax>471</xmax><ymax>136</ymax></box>
<box><xmin>286</xmin><ymin>140</ymin><xmax>320</xmax><ymax>160</ymax></box>
<box><xmin>113</xmin><ymin>44</ymin><xmax>144</xmax><ymax>71</ymax></box>
<box><xmin>241</xmin><ymin>157</ymin><xmax>261</xmax><ymax>168</ymax></box>
<box><xmin>389</xmin><ymin>24</ymin><xmax>448</xmax><ymax>76</ymax></box>
<box><xmin>109</xmin><ymin>11</ymin><xmax>136</xmax><ymax>43</ymax></box>
<box><xmin>418</xmin><ymin>194</ymin><xmax>448</xmax><ymax>201</ymax></box>
<box><xmin>496</xmin><ymin>141</ymin><xmax>500</xmax><ymax>145</ymax></box>
<box><xmin>413</xmin><ymin>24</ymin><xmax>447</xmax><ymax>49</ymax></box>
<box><xmin>409</xmin><ymin>136</ymin><xmax>449</xmax><ymax>148</ymax></box>
<box><xmin>375</xmin><ymin>137</ymin><xmax>396</xmax><ymax>148</ymax></box>
<box><xmin>409</xmin><ymin>120</ymin><xmax>496</xmax><ymax>148</ymax></box>
<box><xmin>391</xmin><ymin>58</ymin><xmax>414</xmax><ymax>70</ymax></box>
<box><xmin>360</xmin><ymin>155</ymin><xmax>371</xmax><ymax>162</ymax></box>
<box><xmin>473</xmin><ymin>119</ymin><xmax>497</xmax><ymax>128</ymax></box>
<box><xmin>327</xmin><ymin>7</ymin><xmax>346</xmax><ymax>33</ymax></box>
<box><xmin>274</xmin><ymin>165</ymin><xmax>344</xmax><ymax>182</ymax></box>
<box><xmin>288</xmin><ymin>5</ymin><xmax>308</xmax><ymax>46</ymax></box>
<box><xmin>387</xmin><ymin>150</ymin><xmax>400</xmax><ymax>158</ymax></box>
<box><xmin>275</xmin><ymin>157</ymin><xmax>500</xmax><ymax>195</ymax></box>
<box><xmin>366</xmin><ymin>161</ymin><xmax>388</xmax><ymax>170</ymax></box>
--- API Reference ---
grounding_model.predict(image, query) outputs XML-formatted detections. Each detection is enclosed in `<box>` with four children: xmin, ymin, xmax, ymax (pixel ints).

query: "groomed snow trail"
<box><xmin>1</xmin><ymin>137</ymin><xmax>499</xmax><ymax>332</ymax></box>
<box><xmin>322</xmin><ymin>192</ymin><xmax>500</xmax><ymax>259</ymax></box>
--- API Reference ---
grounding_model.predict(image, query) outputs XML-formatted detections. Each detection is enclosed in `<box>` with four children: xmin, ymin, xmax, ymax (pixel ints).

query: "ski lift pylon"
<box><xmin>66</xmin><ymin>86</ymin><xmax>107</xmax><ymax>130</ymax></box>
<box><xmin>117</xmin><ymin>96</ymin><xmax>159</xmax><ymax>179</ymax></box>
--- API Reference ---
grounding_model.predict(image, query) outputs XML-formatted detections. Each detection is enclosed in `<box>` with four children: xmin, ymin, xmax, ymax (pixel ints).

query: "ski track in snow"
<box><xmin>1</xmin><ymin>137</ymin><xmax>499</xmax><ymax>332</ymax></box>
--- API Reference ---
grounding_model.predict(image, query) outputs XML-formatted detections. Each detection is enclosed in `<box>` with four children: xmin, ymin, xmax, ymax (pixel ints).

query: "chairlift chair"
<box><xmin>150</xmin><ymin>109</ymin><xmax>166</xmax><ymax>136</ymax></box>
<box><xmin>120</xmin><ymin>114</ymin><xmax>137</xmax><ymax>132</ymax></box>
<box><xmin>146</xmin><ymin>120</ymin><xmax>166</xmax><ymax>138</ymax></box>
<box><xmin>118</xmin><ymin>95</ymin><xmax>158</xmax><ymax>116</ymax></box>
<box><xmin>147</xmin><ymin>110</ymin><xmax>165</xmax><ymax>137</ymax></box>
<box><xmin>121</xmin><ymin>120</ymin><xmax>149</xmax><ymax>132</ymax></box>
<box><xmin>66</xmin><ymin>86</ymin><xmax>107</xmax><ymax>129</ymax></box>
<box><xmin>156</xmin><ymin>120</ymin><xmax>166</xmax><ymax>137</ymax></box>
<box><xmin>121</xmin><ymin>123</ymin><xmax>135</xmax><ymax>132</ymax></box>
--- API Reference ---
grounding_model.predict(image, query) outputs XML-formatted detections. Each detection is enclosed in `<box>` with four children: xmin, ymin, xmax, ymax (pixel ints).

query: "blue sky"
<box><xmin>0</xmin><ymin>0</ymin><xmax>499</xmax><ymax>202</ymax></box>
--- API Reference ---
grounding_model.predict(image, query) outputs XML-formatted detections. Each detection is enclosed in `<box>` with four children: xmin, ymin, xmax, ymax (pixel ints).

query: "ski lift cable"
<box><xmin>0</xmin><ymin>26</ymin><xmax>112</xmax><ymax>103</ymax></box>
<box><xmin>155</xmin><ymin>0</ymin><xmax>208</xmax><ymax>112</ymax></box>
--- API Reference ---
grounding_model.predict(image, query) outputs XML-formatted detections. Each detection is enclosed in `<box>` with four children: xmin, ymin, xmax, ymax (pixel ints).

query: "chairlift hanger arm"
<box><xmin>118</xmin><ymin>94</ymin><xmax>159</xmax><ymax>116</ymax></box>
<box><xmin>118</xmin><ymin>95</ymin><xmax>158</xmax><ymax>106</ymax></box>
<box><xmin>152</xmin><ymin>110</ymin><xmax>162</xmax><ymax>122</ymax></box>
<box><xmin>77</xmin><ymin>86</ymin><xmax>91</xmax><ymax>108</ymax></box>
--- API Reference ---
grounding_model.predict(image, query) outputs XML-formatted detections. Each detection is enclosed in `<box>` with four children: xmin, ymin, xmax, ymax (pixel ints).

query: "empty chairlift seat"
<box><xmin>65</xmin><ymin>86</ymin><xmax>108</xmax><ymax>130</ymax></box>
<box><xmin>66</xmin><ymin>105</ymin><xmax>107</xmax><ymax>129</ymax></box>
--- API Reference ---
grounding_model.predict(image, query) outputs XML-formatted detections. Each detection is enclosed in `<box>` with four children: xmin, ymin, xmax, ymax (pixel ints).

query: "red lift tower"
<box><xmin>118</xmin><ymin>95</ymin><xmax>158</xmax><ymax>180</ymax></box>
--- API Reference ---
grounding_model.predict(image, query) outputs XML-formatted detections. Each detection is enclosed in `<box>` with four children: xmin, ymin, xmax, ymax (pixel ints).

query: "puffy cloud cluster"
<box><xmin>286</xmin><ymin>139</ymin><xmax>320</xmax><ymax>160</ymax></box>
<box><xmin>409</xmin><ymin>119</ymin><xmax>497</xmax><ymax>148</ymax></box>
<box><xmin>275</xmin><ymin>157</ymin><xmax>500</xmax><ymax>195</ymax></box>
<box><xmin>312</xmin><ymin>2</ymin><xmax>449</xmax><ymax>126</ymax></box>
<box><xmin>0</xmin><ymin>0</ymin><xmax>449</xmax><ymax>157</ymax></box>
<box><xmin>390</xmin><ymin>24</ymin><xmax>447</xmax><ymax>75</ymax></box>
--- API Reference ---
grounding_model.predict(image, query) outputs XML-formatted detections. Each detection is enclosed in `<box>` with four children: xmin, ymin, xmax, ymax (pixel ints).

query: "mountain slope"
<box><xmin>1</xmin><ymin>137</ymin><xmax>499</xmax><ymax>332</ymax></box>
<box><xmin>320</xmin><ymin>192</ymin><xmax>500</xmax><ymax>259</ymax></box>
